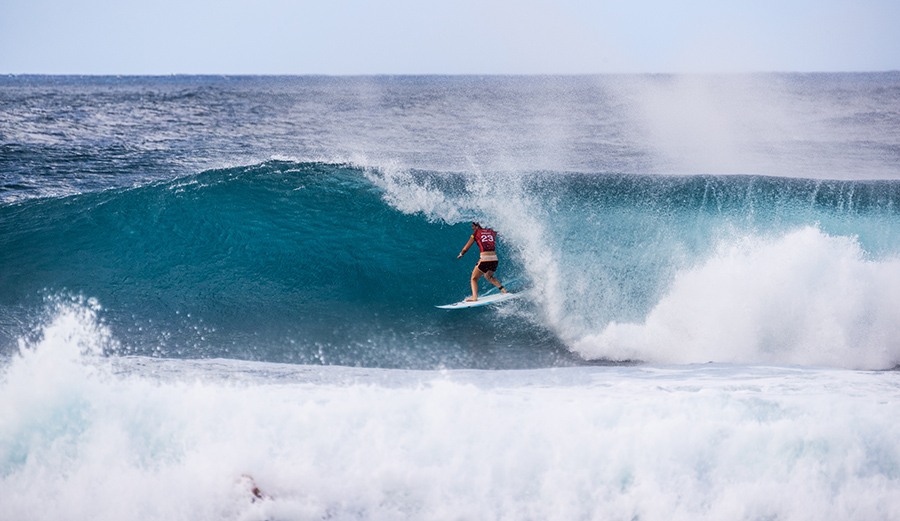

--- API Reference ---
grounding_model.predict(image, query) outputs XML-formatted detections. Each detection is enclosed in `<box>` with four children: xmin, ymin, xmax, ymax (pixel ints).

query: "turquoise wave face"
<box><xmin>3</xmin><ymin>162</ymin><xmax>900</xmax><ymax>369</ymax></box>
<box><xmin>0</xmin><ymin>162</ymin><xmax>571</xmax><ymax>368</ymax></box>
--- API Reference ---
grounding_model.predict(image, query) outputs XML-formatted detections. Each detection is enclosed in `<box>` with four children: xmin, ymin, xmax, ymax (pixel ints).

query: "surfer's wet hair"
<box><xmin>472</xmin><ymin>222</ymin><xmax>480</xmax><ymax>228</ymax></box>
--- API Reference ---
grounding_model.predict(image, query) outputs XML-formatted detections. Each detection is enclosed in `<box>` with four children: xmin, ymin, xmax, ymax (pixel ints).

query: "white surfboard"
<box><xmin>436</xmin><ymin>291</ymin><xmax>526</xmax><ymax>309</ymax></box>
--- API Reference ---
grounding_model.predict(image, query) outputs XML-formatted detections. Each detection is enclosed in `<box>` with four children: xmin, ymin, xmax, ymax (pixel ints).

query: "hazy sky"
<box><xmin>2</xmin><ymin>0</ymin><xmax>898</xmax><ymax>74</ymax></box>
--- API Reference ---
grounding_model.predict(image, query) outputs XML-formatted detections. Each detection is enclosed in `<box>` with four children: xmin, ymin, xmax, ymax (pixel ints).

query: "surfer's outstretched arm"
<box><xmin>458</xmin><ymin>236</ymin><xmax>475</xmax><ymax>258</ymax></box>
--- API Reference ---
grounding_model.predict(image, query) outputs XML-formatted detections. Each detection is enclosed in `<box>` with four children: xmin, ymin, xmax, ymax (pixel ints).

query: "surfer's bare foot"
<box><xmin>501</xmin><ymin>288</ymin><xmax>508</xmax><ymax>293</ymax></box>
<box><xmin>465</xmin><ymin>296</ymin><xmax>477</xmax><ymax>302</ymax></box>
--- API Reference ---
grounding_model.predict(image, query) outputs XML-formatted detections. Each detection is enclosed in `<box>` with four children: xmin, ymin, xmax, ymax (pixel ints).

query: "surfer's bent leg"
<box><xmin>484</xmin><ymin>271</ymin><xmax>508</xmax><ymax>293</ymax></box>
<box><xmin>466</xmin><ymin>265</ymin><xmax>484</xmax><ymax>301</ymax></box>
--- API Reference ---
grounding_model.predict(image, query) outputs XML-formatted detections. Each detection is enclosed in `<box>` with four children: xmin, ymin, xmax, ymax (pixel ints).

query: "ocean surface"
<box><xmin>2</xmin><ymin>74</ymin><xmax>900</xmax><ymax>520</ymax></box>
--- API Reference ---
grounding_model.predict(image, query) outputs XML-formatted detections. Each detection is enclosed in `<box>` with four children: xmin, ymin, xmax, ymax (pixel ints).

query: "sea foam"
<box><xmin>572</xmin><ymin>227</ymin><xmax>900</xmax><ymax>368</ymax></box>
<box><xmin>3</xmin><ymin>301</ymin><xmax>900</xmax><ymax>521</ymax></box>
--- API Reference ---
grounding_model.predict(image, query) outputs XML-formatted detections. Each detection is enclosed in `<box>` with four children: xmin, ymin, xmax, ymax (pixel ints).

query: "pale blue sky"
<box><xmin>2</xmin><ymin>0</ymin><xmax>898</xmax><ymax>74</ymax></box>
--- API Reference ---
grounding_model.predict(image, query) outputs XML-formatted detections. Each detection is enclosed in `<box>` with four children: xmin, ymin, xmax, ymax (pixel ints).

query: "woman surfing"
<box><xmin>457</xmin><ymin>222</ymin><xmax>508</xmax><ymax>302</ymax></box>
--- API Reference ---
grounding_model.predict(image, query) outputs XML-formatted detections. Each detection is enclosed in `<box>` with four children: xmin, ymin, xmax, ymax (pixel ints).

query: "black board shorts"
<box><xmin>476</xmin><ymin>260</ymin><xmax>499</xmax><ymax>273</ymax></box>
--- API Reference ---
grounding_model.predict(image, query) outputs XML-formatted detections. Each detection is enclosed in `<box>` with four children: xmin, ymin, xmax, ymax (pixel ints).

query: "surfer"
<box><xmin>457</xmin><ymin>222</ymin><xmax>508</xmax><ymax>302</ymax></box>
<box><xmin>238</xmin><ymin>474</ymin><xmax>272</xmax><ymax>502</ymax></box>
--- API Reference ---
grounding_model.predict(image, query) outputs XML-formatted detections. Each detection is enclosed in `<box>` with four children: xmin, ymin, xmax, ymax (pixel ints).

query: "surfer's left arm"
<box><xmin>458</xmin><ymin>236</ymin><xmax>475</xmax><ymax>258</ymax></box>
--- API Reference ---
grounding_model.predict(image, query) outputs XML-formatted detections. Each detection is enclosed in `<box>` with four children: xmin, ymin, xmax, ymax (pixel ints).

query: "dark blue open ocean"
<box><xmin>2</xmin><ymin>74</ymin><xmax>900</xmax><ymax>520</ymax></box>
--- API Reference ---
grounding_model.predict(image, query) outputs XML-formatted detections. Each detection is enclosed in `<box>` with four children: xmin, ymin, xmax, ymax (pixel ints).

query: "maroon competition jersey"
<box><xmin>473</xmin><ymin>228</ymin><xmax>497</xmax><ymax>252</ymax></box>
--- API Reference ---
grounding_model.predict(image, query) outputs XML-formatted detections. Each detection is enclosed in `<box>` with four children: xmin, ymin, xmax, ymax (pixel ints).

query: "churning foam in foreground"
<box><xmin>3</xmin><ymin>298</ymin><xmax>900</xmax><ymax>521</ymax></box>
<box><xmin>572</xmin><ymin>227</ymin><xmax>900</xmax><ymax>368</ymax></box>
